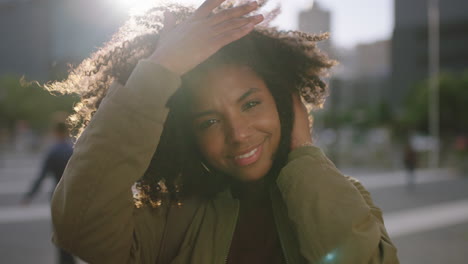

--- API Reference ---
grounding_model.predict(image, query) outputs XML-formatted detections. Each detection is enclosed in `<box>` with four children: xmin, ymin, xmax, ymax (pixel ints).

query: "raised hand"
<box><xmin>149</xmin><ymin>0</ymin><xmax>264</xmax><ymax>76</ymax></box>
<box><xmin>290</xmin><ymin>92</ymin><xmax>314</xmax><ymax>150</ymax></box>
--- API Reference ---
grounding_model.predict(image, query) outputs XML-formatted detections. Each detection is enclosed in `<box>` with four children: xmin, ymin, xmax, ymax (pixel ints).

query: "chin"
<box><xmin>232</xmin><ymin>165</ymin><xmax>271</xmax><ymax>182</ymax></box>
<box><xmin>236</xmin><ymin>174</ymin><xmax>265</xmax><ymax>182</ymax></box>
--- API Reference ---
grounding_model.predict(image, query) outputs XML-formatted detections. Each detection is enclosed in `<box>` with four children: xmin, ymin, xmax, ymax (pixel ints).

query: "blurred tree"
<box><xmin>319</xmin><ymin>101</ymin><xmax>393</xmax><ymax>131</ymax></box>
<box><xmin>402</xmin><ymin>71</ymin><xmax>468</xmax><ymax>137</ymax></box>
<box><xmin>0</xmin><ymin>75</ymin><xmax>78</xmax><ymax>130</ymax></box>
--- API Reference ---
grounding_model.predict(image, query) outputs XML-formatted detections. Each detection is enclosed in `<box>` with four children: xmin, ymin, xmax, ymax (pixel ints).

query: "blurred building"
<box><xmin>0</xmin><ymin>0</ymin><xmax>127</xmax><ymax>81</ymax></box>
<box><xmin>353</xmin><ymin>40</ymin><xmax>391</xmax><ymax>108</ymax></box>
<box><xmin>392</xmin><ymin>0</ymin><xmax>468</xmax><ymax>108</ymax></box>
<box><xmin>329</xmin><ymin>40</ymin><xmax>391</xmax><ymax>111</ymax></box>
<box><xmin>299</xmin><ymin>3</ymin><xmax>391</xmax><ymax>112</ymax></box>
<box><xmin>298</xmin><ymin>3</ymin><xmax>331</xmax><ymax>54</ymax></box>
<box><xmin>0</xmin><ymin>0</ymin><xmax>52</xmax><ymax>81</ymax></box>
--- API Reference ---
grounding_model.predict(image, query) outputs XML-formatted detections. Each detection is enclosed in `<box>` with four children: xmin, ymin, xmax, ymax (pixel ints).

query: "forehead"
<box><xmin>189</xmin><ymin>64</ymin><xmax>269</xmax><ymax>106</ymax></box>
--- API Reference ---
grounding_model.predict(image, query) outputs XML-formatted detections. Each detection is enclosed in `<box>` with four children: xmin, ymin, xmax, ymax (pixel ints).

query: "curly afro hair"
<box><xmin>46</xmin><ymin>0</ymin><xmax>336</xmax><ymax>207</ymax></box>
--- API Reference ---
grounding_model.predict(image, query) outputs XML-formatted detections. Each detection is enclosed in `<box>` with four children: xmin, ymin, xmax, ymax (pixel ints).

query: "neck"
<box><xmin>230</xmin><ymin>177</ymin><xmax>269</xmax><ymax>204</ymax></box>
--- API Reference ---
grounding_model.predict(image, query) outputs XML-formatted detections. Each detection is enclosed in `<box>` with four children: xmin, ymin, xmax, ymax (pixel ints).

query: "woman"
<box><xmin>49</xmin><ymin>0</ymin><xmax>399</xmax><ymax>263</ymax></box>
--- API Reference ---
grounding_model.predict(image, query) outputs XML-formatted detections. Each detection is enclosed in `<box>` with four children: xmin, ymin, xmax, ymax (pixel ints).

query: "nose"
<box><xmin>224</xmin><ymin>114</ymin><xmax>252</xmax><ymax>145</ymax></box>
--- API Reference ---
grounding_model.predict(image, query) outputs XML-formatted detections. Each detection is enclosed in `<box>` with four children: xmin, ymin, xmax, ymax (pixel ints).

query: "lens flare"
<box><xmin>114</xmin><ymin>0</ymin><xmax>201</xmax><ymax>16</ymax></box>
<box><xmin>116</xmin><ymin>0</ymin><xmax>158</xmax><ymax>15</ymax></box>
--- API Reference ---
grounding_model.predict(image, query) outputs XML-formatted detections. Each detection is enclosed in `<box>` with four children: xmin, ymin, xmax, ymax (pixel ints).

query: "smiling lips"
<box><xmin>233</xmin><ymin>143</ymin><xmax>263</xmax><ymax>167</ymax></box>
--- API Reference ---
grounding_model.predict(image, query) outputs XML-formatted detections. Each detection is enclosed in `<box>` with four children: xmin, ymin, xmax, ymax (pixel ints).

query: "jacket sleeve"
<box><xmin>276</xmin><ymin>146</ymin><xmax>400</xmax><ymax>264</ymax></box>
<box><xmin>50</xmin><ymin>60</ymin><xmax>181</xmax><ymax>263</ymax></box>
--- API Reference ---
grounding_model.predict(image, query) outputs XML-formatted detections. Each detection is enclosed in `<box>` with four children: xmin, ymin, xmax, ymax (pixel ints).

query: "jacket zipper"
<box><xmin>275</xmin><ymin>211</ymin><xmax>290</xmax><ymax>264</ymax></box>
<box><xmin>282</xmin><ymin>252</ymin><xmax>288</xmax><ymax>264</ymax></box>
<box><xmin>156</xmin><ymin>201</ymin><xmax>171</xmax><ymax>264</ymax></box>
<box><xmin>270</xmin><ymin>187</ymin><xmax>290</xmax><ymax>264</ymax></box>
<box><xmin>223</xmin><ymin>200</ymin><xmax>239</xmax><ymax>264</ymax></box>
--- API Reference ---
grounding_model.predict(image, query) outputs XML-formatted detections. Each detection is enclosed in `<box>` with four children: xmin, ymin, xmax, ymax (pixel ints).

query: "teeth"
<box><xmin>235</xmin><ymin>148</ymin><xmax>258</xmax><ymax>159</ymax></box>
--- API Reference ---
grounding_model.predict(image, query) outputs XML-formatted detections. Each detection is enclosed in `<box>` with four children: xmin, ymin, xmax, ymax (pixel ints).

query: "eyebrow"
<box><xmin>237</xmin><ymin>87</ymin><xmax>260</xmax><ymax>103</ymax></box>
<box><xmin>191</xmin><ymin>110</ymin><xmax>218</xmax><ymax>120</ymax></box>
<box><xmin>191</xmin><ymin>87</ymin><xmax>260</xmax><ymax>120</ymax></box>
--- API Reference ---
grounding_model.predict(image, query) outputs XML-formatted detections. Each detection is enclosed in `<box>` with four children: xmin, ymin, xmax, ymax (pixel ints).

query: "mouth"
<box><xmin>231</xmin><ymin>141</ymin><xmax>264</xmax><ymax>167</ymax></box>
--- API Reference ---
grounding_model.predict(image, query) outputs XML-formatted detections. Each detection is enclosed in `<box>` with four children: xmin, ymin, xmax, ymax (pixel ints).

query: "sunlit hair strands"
<box><xmin>45</xmin><ymin>0</ymin><xmax>336</xmax><ymax>207</ymax></box>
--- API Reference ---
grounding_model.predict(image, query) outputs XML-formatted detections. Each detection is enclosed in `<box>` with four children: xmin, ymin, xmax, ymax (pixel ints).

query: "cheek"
<box><xmin>195</xmin><ymin>130</ymin><xmax>225</xmax><ymax>163</ymax></box>
<box><xmin>256</xmin><ymin>104</ymin><xmax>281</xmax><ymax>138</ymax></box>
<box><xmin>267</xmin><ymin>112</ymin><xmax>282</xmax><ymax>147</ymax></box>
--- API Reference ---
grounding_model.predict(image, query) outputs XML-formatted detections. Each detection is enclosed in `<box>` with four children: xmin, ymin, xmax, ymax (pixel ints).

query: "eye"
<box><xmin>198</xmin><ymin>119</ymin><xmax>218</xmax><ymax>130</ymax></box>
<box><xmin>242</xmin><ymin>100</ymin><xmax>261</xmax><ymax>111</ymax></box>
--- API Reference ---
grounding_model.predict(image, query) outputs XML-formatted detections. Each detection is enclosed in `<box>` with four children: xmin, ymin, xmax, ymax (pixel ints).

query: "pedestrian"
<box><xmin>21</xmin><ymin>122</ymin><xmax>76</xmax><ymax>264</ymax></box>
<box><xmin>403</xmin><ymin>140</ymin><xmax>418</xmax><ymax>191</ymax></box>
<box><xmin>49</xmin><ymin>0</ymin><xmax>399</xmax><ymax>263</ymax></box>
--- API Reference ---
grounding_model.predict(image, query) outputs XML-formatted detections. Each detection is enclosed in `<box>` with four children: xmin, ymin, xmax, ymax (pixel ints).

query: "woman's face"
<box><xmin>190</xmin><ymin>64</ymin><xmax>281</xmax><ymax>182</ymax></box>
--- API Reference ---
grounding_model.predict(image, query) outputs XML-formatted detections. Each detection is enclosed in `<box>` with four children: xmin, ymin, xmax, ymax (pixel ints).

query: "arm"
<box><xmin>277</xmin><ymin>146</ymin><xmax>399</xmax><ymax>264</ymax></box>
<box><xmin>52</xmin><ymin>1</ymin><xmax>264</xmax><ymax>262</ymax></box>
<box><xmin>51</xmin><ymin>60</ymin><xmax>181</xmax><ymax>263</ymax></box>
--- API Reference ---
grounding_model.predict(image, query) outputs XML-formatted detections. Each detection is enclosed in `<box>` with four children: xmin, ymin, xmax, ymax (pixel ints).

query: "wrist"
<box><xmin>291</xmin><ymin>138</ymin><xmax>314</xmax><ymax>150</ymax></box>
<box><xmin>147</xmin><ymin>53</ymin><xmax>184</xmax><ymax>76</ymax></box>
<box><xmin>297</xmin><ymin>141</ymin><xmax>314</xmax><ymax>147</ymax></box>
<box><xmin>287</xmin><ymin>144</ymin><xmax>323</xmax><ymax>163</ymax></box>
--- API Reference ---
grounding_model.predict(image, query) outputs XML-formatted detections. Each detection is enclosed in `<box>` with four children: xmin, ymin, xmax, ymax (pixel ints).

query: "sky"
<box><xmin>313</xmin><ymin>0</ymin><xmax>394</xmax><ymax>48</ymax></box>
<box><xmin>270</xmin><ymin>0</ymin><xmax>394</xmax><ymax>48</ymax></box>
<box><xmin>116</xmin><ymin>0</ymin><xmax>394</xmax><ymax>49</ymax></box>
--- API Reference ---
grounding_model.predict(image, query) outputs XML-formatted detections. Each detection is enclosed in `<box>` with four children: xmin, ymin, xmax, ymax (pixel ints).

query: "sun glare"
<box><xmin>114</xmin><ymin>0</ymin><xmax>201</xmax><ymax>16</ymax></box>
<box><xmin>115</xmin><ymin>0</ymin><xmax>162</xmax><ymax>15</ymax></box>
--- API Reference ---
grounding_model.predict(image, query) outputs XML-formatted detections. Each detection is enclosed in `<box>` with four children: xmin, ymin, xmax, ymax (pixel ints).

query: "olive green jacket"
<box><xmin>51</xmin><ymin>60</ymin><xmax>399</xmax><ymax>264</ymax></box>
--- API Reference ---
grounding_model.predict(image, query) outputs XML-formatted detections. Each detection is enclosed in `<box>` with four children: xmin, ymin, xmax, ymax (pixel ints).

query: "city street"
<box><xmin>2</xmin><ymin>0</ymin><xmax>468</xmax><ymax>263</ymax></box>
<box><xmin>1</xmin><ymin>151</ymin><xmax>467</xmax><ymax>264</ymax></box>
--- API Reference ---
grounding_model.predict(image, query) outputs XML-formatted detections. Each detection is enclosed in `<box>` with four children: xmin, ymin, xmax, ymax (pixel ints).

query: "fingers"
<box><xmin>211</xmin><ymin>14</ymin><xmax>263</xmax><ymax>35</ymax></box>
<box><xmin>160</xmin><ymin>11</ymin><xmax>177</xmax><ymax>38</ymax></box>
<box><xmin>150</xmin><ymin>0</ymin><xmax>262</xmax><ymax>75</ymax></box>
<box><xmin>208</xmin><ymin>1</ymin><xmax>259</xmax><ymax>25</ymax></box>
<box><xmin>292</xmin><ymin>92</ymin><xmax>308</xmax><ymax>115</ymax></box>
<box><xmin>193</xmin><ymin>0</ymin><xmax>226</xmax><ymax>19</ymax></box>
<box><xmin>290</xmin><ymin>93</ymin><xmax>313</xmax><ymax>150</ymax></box>
<box><xmin>213</xmin><ymin>22</ymin><xmax>256</xmax><ymax>49</ymax></box>
<box><xmin>292</xmin><ymin>92</ymin><xmax>301</xmax><ymax>106</ymax></box>
<box><xmin>292</xmin><ymin>92</ymin><xmax>309</xmax><ymax>125</ymax></box>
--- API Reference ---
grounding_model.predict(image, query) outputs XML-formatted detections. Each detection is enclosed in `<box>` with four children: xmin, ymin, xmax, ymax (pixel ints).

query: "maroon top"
<box><xmin>226</xmin><ymin>180</ymin><xmax>285</xmax><ymax>264</ymax></box>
